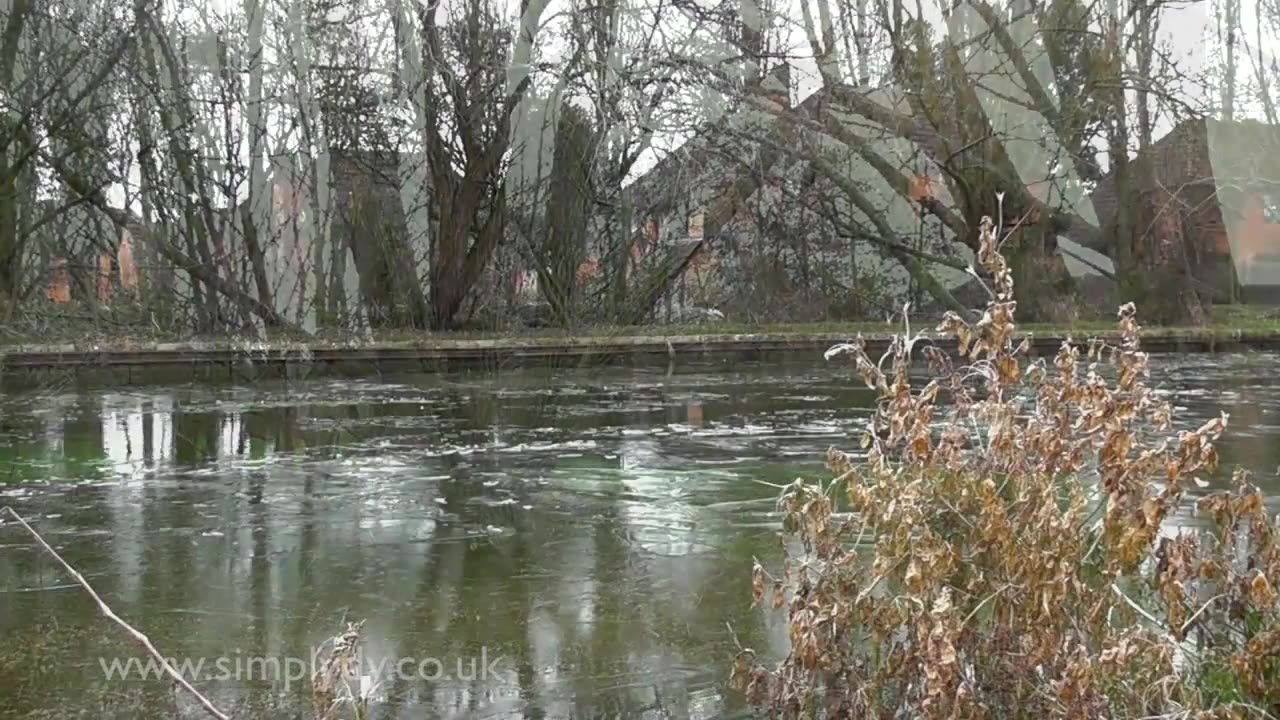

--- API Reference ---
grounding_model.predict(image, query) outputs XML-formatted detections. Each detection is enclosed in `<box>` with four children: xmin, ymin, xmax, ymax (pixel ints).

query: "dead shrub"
<box><xmin>312</xmin><ymin>620</ymin><xmax>372</xmax><ymax>720</ymax></box>
<box><xmin>732</xmin><ymin>215</ymin><xmax>1280</xmax><ymax>719</ymax></box>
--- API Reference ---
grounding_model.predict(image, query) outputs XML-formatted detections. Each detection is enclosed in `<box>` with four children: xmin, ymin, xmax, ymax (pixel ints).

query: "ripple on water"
<box><xmin>3</xmin><ymin>355</ymin><xmax>1280</xmax><ymax>718</ymax></box>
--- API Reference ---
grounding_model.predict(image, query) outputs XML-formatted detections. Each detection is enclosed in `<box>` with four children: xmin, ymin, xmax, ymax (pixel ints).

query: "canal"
<box><xmin>2</xmin><ymin>352</ymin><xmax>1279</xmax><ymax>718</ymax></box>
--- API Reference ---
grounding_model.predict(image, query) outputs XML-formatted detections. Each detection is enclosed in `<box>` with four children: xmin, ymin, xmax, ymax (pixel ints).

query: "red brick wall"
<box><xmin>1237</xmin><ymin>191</ymin><xmax>1280</xmax><ymax>269</ymax></box>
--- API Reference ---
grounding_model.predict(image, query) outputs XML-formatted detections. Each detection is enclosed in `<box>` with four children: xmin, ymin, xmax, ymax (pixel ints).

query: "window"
<box><xmin>1264</xmin><ymin>192</ymin><xmax>1280</xmax><ymax>224</ymax></box>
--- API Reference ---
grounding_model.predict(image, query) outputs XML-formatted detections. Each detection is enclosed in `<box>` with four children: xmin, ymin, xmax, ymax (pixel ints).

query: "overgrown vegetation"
<box><xmin>732</xmin><ymin>215</ymin><xmax>1280</xmax><ymax>718</ymax></box>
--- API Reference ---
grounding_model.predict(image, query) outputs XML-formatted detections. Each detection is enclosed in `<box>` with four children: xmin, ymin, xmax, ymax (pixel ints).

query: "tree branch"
<box><xmin>51</xmin><ymin>155</ymin><xmax>296</xmax><ymax>331</ymax></box>
<box><xmin>2</xmin><ymin>507</ymin><xmax>232</xmax><ymax>720</ymax></box>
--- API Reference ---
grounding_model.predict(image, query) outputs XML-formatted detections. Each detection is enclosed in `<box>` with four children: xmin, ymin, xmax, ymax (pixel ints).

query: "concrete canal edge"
<box><xmin>1</xmin><ymin>328</ymin><xmax>1278</xmax><ymax>387</ymax></box>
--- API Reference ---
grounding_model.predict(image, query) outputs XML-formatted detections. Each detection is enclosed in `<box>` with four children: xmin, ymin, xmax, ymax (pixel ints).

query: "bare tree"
<box><xmin>0</xmin><ymin>0</ymin><xmax>144</xmax><ymax>311</ymax></box>
<box><xmin>401</xmin><ymin>0</ymin><xmax>547</xmax><ymax>329</ymax></box>
<box><xmin>667</xmin><ymin>0</ymin><xmax>1218</xmax><ymax>321</ymax></box>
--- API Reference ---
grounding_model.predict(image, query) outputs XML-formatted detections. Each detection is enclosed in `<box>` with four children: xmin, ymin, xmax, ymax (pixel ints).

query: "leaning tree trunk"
<box><xmin>950</xmin><ymin>163</ymin><xmax>1079</xmax><ymax>322</ymax></box>
<box><xmin>900</xmin><ymin>27</ymin><xmax>1078</xmax><ymax>322</ymax></box>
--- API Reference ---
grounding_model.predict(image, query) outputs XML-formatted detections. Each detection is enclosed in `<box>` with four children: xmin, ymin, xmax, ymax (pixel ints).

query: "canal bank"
<box><xmin>2</xmin><ymin>326</ymin><xmax>1280</xmax><ymax>387</ymax></box>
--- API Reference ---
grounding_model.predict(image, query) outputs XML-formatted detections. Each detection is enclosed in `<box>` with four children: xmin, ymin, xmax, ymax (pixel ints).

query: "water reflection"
<box><xmin>1</xmin><ymin>356</ymin><xmax>1278</xmax><ymax>718</ymax></box>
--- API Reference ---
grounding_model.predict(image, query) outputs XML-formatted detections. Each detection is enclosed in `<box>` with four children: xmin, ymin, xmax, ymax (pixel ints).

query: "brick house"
<box><xmin>616</xmin><ymin>65</ymin><xmax>991</xmax><ymax>320</ymax></box>
<box><xmin>1088</xmin><ymin>118</ymin><xmax>1280</xmax><ymax>303</ymax></box>
<box><xmin>617</xmin><ymin>66</ymin><xmax>1135</xmax><ymax>320</ymax></box>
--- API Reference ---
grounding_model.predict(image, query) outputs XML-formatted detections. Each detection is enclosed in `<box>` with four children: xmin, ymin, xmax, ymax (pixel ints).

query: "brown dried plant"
<box><xmin>732</xmin><ymin>215</ymin><xmax>1280</xmax><ymax>719</ymax></box>
<box><xmin>312</xmin><ymin>620</ymin><xmax>371</xmax><ymax>720</ymax></box>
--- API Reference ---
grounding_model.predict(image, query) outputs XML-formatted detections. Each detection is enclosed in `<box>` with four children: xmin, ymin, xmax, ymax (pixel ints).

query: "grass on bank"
<box><xmin>2</xmin><ymin>304</ymin><xmax>1280</xmax><ymax>351</ymax></box>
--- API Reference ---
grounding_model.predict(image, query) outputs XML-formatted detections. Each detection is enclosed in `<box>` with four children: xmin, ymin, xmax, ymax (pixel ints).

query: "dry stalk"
<box><xmin>1</xmin><ymin>505</ymin><xmax>232</xmax><ymax>720</ymax></box>
<box><xmin>312</xmin><ymin>620</ymin><xmax>369</xmax><ymax>720</ymax></box>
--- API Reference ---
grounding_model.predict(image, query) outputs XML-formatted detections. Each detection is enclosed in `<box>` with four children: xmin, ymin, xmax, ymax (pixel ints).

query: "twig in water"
<box><xmin>1</xmin><ymin>506</ymin><xmax>232</xmax><ymax>720</ymax></box>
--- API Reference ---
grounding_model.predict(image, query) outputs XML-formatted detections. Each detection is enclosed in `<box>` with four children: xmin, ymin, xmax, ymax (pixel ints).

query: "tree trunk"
<box><xmin>0</xmin><ymin>149</ymin><xmax>20</xmax><ymax>303</ymax></box>
<box><xmin>536</xmin><ymin>103</ymin><xmax>595</xmax><ymax>326</ymax></box>
<box><xmin>429</xmin><ymin>223</ymin><xmax>468</xmax><ymax>330</ymax></box>
<box><xmin>241</xmin><ymin>0</ymin><xmax>278</xmax><ymax>323</ymax></box>
<box><xmin>608</xmin><ymin>197</ymin><xmax>633</xmax><ymax>318</ymax></box>
<box><xmin>1004</xmin><ymin>222</ymin><xmax>1079</xmax><ymax>322</ymax></box>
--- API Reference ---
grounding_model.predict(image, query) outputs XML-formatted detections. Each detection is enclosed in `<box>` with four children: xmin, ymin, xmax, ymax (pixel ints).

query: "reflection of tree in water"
<box><xmin>171</xmin><ymin>405</ymin><xmax>220</xmax><ymax>466</ymax></box>
<box><xmin>13</xmin><ymin>358</ymin><xmax>1280</xmax><ymax>717</ymax></box>
<box><xmin>140</xmin><ymin>398</ymin><xmax>157</xmax><ymax>467</ymax></box>
<box><xmin>2</xmin><ymin>382</ymin><xmax>758</xmax><ymax>717</ymax></box>
<box><xmin>246</xmin><ymin>466</ymin><xmax>270</xmax><ymax>684</ymax></box>
<box><xmin>61</xmin><ymin>396</ymin><xmax>104</xmax><ymax>480</ymax></box>
<box><xmin>0</xmin><ymin>401</ymin><xmax>54</xmax><ymax>482</ymax></box>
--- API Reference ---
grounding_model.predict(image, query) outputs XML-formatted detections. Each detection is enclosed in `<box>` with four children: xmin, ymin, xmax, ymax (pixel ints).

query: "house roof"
<box><xmin>624</xmin><ymin>70</ymin><xmax>1097</xmax><ymax>225</ymax></box>
<box><xmin>619</xmin><ymin>72</ymin><xmax>1128</xmax><ymax>280</ymax></box>
<box><xmin>624</xmin><ymin>63</ymin><xmax>800</xmax><ymax>217</ymax></box>
<box><xmin>1088</xmin><ymin>118</ymin><xmax>1280</xmax><ymax>232</ymax></box>
<box><xmin>1202</xmin><ymin>118</ymin><xmax>1280</xmax><ymax>187</ymax></box>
